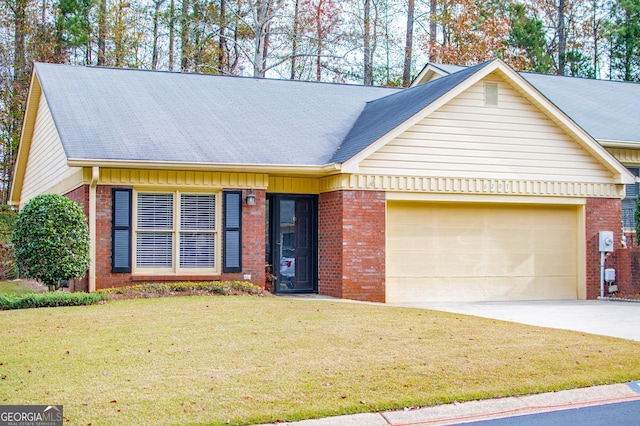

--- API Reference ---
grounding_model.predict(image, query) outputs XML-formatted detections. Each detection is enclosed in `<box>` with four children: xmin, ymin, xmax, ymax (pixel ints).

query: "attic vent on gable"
<box><xmin>484</xmin><ymin>82</ymin><xmax>498</xmax><ymax>106</ymax></box>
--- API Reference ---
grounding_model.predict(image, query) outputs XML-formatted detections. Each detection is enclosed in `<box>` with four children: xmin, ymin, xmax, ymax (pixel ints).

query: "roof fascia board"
<box><xmin>503</xmin><ymin>64</ymin><xmax>636</xmax><ymax>184</ymax></box>
<box><xmin>9</xmin><ymin>70</ymin><xmax>42</xmax><ymax>206</ymax></box>
<box><xmin>598</xmin><ymin>139</ymin><xmax>640</xmax><ymax>149</ymax></box>
<box><xmin>342</xmin><ymin>60</ymin><xmax>502</xmax><ymax>174</ymax></box>
<box><xmin>67</xmin><ymin>158</ymin><xmax>336</xmax><ymax>177</ymax></box>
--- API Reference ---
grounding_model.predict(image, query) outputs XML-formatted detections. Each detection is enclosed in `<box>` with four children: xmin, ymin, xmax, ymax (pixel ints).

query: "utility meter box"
<box><xmin>599</xmin><ymin>231</ymin><xmax>614</xmax><ymax>252</ymax></box>
<box><xmin>605</xmin><ymin>268</ymin><xmax>616</xmax><ymax>282</ymax></box>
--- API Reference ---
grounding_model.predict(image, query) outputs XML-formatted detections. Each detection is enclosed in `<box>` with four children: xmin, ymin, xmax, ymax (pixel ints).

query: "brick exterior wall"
<box><xmin>220</xmin><ymin>188</ymin><xmax>266</xmax><ymax>286</ymax></box>
<box><xmin>319</xmin><ymin>190</ymin><xmax>386</xmax><ymax>302</ymax></box>
<box><xmin>610</xmin><ymin>248</ymin><xmax>640</xmax><ymax>296</ymax></box>
<box><xmin>95</xmin><ymin>185</ymin><xmax>132</xmax><ymax>289</ymax></box>
<box><xmin>67</xmin><ymin>185</ymin><xmax>265</xmax><ymax>291</ymax></box>
<box><xmin>585</xmin><ymin>198</ymin><xmax>622</xmax><ymax>299</ymax></box>
<box><xmin>318</xmin><ymin>191</ymin><xmax>344</xmax><ymax>298</ymax></box>
<box><xmin>64</xmin><ymin>185</ymin><xmax>90</xmax><ymax>291</ymax></box>
<box><xmin>65</xmin><ymin>185</ymin><xmax>89</xmax><ymax>217</ymax></box>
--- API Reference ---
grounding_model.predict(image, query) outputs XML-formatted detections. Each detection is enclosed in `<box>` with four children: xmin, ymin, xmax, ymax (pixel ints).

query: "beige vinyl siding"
<box><xmin>21</xmin><ymin>93</ymin><xmax>81</xmax><ymax>203</ymax></box>
<box><xmin>386</xmin><ymin>201</ymin><xmax>580</xmax><ymax>303</ymax></box>
<box><xmin>360</xmin><ymin>76</ymin><xmax>612</xmax><ymax>183</ymax></box>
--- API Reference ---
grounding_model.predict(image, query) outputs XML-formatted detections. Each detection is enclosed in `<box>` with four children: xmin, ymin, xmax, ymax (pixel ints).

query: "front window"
<box><xmin>135</xmin><ymin>191</ymin><xmax>218</xmax><ymax>272</ymax></box>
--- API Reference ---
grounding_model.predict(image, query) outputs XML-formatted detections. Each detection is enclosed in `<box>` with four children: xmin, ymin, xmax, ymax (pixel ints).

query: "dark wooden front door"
<box><xmin>267</xmin><ymin>194</ymin><xmax>318</xmax><ymax>293</ymax></box>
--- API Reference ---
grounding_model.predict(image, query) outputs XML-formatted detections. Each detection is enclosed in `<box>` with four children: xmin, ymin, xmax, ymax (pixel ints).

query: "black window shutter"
<box><xmin>112</xmin><ymin>188</ymin><xmax>132</xmax><ymax>273</ymax></box>
<box><xmin>223</xmin><ymin>191</ymin><xmax>242</xmax><ymax>272</ymax></box>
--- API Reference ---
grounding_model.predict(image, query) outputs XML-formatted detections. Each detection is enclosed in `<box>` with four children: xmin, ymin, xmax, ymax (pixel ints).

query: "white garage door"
<box><xmin>386</xmin><ymin>202</ymin><xmax>579</xmax><ymax>303</ymax></box>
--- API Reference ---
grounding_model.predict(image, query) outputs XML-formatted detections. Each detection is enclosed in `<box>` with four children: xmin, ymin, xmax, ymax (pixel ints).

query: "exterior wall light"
<box><xmin>246</xmin><ymin>189</ymin><xmax>256</xmax><ymax>206</ymax></box>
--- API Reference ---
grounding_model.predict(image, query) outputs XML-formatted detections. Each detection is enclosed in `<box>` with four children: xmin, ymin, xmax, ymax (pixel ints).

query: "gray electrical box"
<box><xmin>605</xmin><ymin>268</ymin><xmax>616</xmax><ymax>282</ymax></box>
<box><xmin>599</xmin><ymin>231</ymin><xmax>614</xmax><ymax>252</ymax></box>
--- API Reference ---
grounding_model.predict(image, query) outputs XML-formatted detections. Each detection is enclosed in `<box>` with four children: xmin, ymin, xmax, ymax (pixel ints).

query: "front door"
<box><xmin>267</xmin><ymin>194</ymin><xmax>318</xmax><ymax>293</ymax></box>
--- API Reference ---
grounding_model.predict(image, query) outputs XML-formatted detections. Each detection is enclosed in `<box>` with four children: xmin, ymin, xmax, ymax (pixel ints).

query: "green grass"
<box><xmin>1</xmin><ymin>296</ymin><xmax>640</xmax><ymax>425</ymax></box>
<box><xmin>0</xmin><ymin>280</ymin><xmax>45</xmax><ymax>296</ymax></box>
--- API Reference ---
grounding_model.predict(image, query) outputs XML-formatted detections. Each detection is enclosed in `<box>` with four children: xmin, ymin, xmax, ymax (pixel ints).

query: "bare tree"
<box><xmin>558</xmin><ymin>0</ymin><xmax>566</xmax><ymax>75</ymax></box>
<box><xmin>363</xmin><ymin>0</ymin><xmax>372</xmax><ymax>84</ymax></box>
<box><xmin>152</xmin><ymin>0</ymin><xmax>166</xmax><ymax>70</ymax></box>
<box><xmin>97</xmin><ymin>0</ymin><xmax>107</xmax><ymax>65</ymax></box>
<box><xmin>290</xmin><ymin>0</ymin><xmax>299</xmax><ymax>79</ymax></box>
<box><xmin>169</xmin><ymin>0</ymin><xmax>175</xmax><ymax>70</ymax></box>
<box><xmin>402</xmin><ymin>0</ymin><xmax>414</xmax><ymax>86</ymax></box>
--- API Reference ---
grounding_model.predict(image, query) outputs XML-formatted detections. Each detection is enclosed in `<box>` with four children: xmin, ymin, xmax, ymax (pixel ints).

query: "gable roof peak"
<box><xmin>332</xmin><ymin>60</ymin><xmax>501</xmax><ymax>164</ymax></box>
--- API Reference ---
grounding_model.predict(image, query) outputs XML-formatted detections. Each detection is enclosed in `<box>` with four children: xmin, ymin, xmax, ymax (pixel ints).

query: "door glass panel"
<box><xmin>279</xmin><ymin>200</ymin><xmax>296</xmax><ymax>290</ymax></box>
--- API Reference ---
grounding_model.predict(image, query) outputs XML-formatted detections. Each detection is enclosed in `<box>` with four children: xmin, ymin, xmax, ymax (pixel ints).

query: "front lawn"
<box><xmin>0</xmin><ymin>279</ymin><xmax>46</xmax><ymax>295</ymax></box>
<box><xmin>1</xmin><ymin>296</ymin><xmax>640</xmax><ymax>425</ymax></box>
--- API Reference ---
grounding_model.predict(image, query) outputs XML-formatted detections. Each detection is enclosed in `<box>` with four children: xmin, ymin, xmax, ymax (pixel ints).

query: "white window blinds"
<box><xmin>136</xmin><ymin>193</ymin><xmax>174</xmax><ymax>268</ymax></box>
<box><xmin>179</xmin><ymin>194</ymin><xmax>215</xmax><ymax>268</ymax></box>
<box><xmin>135</xmin><ymin>192</ymin><xmax>217</xmax><ymax>270</ymax></box>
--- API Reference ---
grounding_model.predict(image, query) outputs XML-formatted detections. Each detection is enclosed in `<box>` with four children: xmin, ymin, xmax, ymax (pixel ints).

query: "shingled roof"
<box><xmin>35</xmin><ymin>63</ymin><xmax>398</xmax><ymax>166</ymax></box>
<box><xmin>33</xmin><ymin>59</ymin><xmax>639</xmax><ymax>170</ymax></box>
<box><xmin>521</xmin><ymin>72</ymin><xmax>640</xmax><ymax>144</ymax></box>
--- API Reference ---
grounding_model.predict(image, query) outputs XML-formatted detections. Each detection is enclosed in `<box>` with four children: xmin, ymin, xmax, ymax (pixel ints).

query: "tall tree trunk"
<box><xmin>557</xmin><ymin>0</ymin><xmax>566</xmax><ymax>75</ymax></box>
<box><xmin>180</xmin><ymin>0</ymin><xmax>191</xmax><ymax>72</ymax></box>
<box><xmin>253</xmin><ymin>0</ymin><xmax>271</xmax><ymax>77</ymax></box>
<box><xmin>169</xmin><ymin>0</ymin><xmax>175</xmax><ymax>71</ymax></box>
<box><xmin>291</xmin><ymin>0</ymin><xmax>299</xmax><ymax>79</ymax></box>
<box><xmin>97</xmin><ymin>0</ymin><xmax>107</xmax><ymax>65</ymax></box>
<box><xmin>592</xmin><ymin>0</ymin><xmax>599</xmax><ymax>78</ymax></box>
<box><xmin>152</xmin><ymin>0</ymin><xmax>165</xmax><ymax>70</ymax></box>
<box><xmin>402</xmin><ymin>0</ymin><xmax>414</xmax><ymax>86</ymax></box>
<box><xmin>429</xmin><ymin>0</ymin><xmax>437</xmax><ymax>59</ymax></box>
<box><xmin>114</xmin><ymin>2</ymin><xmax>125</xmax><ymax>67</ymax></box>
<box><xmin>316</xmin><ymin>1</ymin><xmax>322</xmax><ymax>81</ymax></box>
<box><xmin>263</xmin><ymin>22</ymin><xmax>270</xmax><ymax>76</ymax></box>
<box><xmin>363</xmin><ymin>0</ymin><xmax>372</xmax><ymax>85</ymax></box>
<box><xmin>6</xmin><ymin>0</ymin><xmax>28</xmax><ymax>203</ymax></box>
<box><xmin>219</xmin><ymin>0</ymin><xmax>227</xmax><ymax>72</ymax></box>
<box><xmin>13</xmin><ymin>0</ymin><xmax>28</xmax><ymax>83</ymax></box>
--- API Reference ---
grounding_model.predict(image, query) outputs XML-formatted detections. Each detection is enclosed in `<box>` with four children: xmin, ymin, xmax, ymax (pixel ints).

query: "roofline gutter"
<box><xmin>598</xmin><ymin>139</ymin><xmax>640</xmax><ymax>149</ymax></box>
<box><xmin>67</xmin><ymin>158</ymin><xmax>343</xmax><ymax>176</ymax></box>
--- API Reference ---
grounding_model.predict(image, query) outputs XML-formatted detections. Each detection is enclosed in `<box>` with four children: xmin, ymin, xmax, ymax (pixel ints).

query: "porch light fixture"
<box><xmin>246</xmin><ymin>189</ymin><xmax>256</xmax><ymax>206</ymax></box>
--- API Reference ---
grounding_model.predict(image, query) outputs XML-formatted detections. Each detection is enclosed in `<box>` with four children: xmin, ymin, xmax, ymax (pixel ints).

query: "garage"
<box><xmin>386</xmin><ymin>201</ymin><xmax>581</xmax><ymax>303</ymax></box>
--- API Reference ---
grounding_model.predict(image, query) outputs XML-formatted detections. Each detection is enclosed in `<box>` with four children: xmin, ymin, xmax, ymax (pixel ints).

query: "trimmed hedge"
<box><xmin>97</xmin><ymin>281</ymin><xmax>266</xmax><ymax>296</ymax></box>
<box><xmin>0</xmin><ymin>292</ymin><xmax>108</xmax><ymax>310</ymax></box>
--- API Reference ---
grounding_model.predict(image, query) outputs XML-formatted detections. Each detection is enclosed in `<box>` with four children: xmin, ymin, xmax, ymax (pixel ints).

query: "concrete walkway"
<box><xmin>391</xmin><ymin>299</ymin><xmax>640</xmax><ymax>342</ymax></box>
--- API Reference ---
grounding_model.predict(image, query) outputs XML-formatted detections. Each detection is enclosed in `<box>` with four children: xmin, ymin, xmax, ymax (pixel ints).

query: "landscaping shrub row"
<box><xmin>0</xmin><ymin>291</ymin><xmax>108</xmax><ymax>310</ymax></box>
<box><xmin>97</xmin><ymin>281</ymin><xmax>267</xmax><ymax>297</ymax></box>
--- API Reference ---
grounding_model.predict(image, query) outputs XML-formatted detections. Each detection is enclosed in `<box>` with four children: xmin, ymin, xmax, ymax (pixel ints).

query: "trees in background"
<box><xmin>0</xmin><ymin>0</ymin><xmax>639</xmax><ymax>204</ymax></box>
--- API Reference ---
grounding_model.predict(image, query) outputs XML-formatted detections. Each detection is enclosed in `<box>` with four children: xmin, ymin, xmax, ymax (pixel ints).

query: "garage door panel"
<box><xmin>387</xmin><ymin>202</ymin><xmax>579</xmax><ymax>302</ymax></box>
<box><xmin>386</xmin><ymin>275</ymin><xmax>577</xmax><ymax>302</ymax></box>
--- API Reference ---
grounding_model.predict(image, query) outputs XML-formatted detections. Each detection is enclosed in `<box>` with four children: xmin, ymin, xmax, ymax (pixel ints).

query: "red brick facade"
<box><xmin>319</xmin><ymin>190</ymin><xmax>386</xmax><ymax>302</ymax></box>
<box><xmin>65</xmin><ymin>185</ymin><xmax>89</xmax><ymax>217</ymax></box>
<box><xmin>610</xmin><ymin>247</ymin><xmax>640</xmax><ymax>296</ymax></box>
<box><xmin>585</xmin><ymin>198</ymin><xmax>622</xmax><ymax>299</ymax></box>
<box><xmin>65</xmin><ymin>182</ymin><xmax>627</xmax><ymax>302</ymax></box>
<box><xmin>66</xmin><ymin>185</ymin><xmax>265</xmax><ymax>290</ymax></box>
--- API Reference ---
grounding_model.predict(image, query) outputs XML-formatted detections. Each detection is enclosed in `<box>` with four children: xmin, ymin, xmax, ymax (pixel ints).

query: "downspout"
<box><xmin>89</xmin><ymin>166</ymin><xmax>99</xmax><ymax>292</ymax></box>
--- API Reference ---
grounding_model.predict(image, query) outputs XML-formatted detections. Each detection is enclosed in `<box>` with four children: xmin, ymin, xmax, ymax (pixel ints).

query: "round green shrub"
<box><xmin>12</xmin><ymin>194</ymin><xmax>90</xmax><ymax>291</ymax></box>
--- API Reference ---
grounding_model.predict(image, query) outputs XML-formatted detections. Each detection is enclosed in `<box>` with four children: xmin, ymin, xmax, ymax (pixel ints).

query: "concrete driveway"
<box><xmin>391</xmin><ymin>300</ymin><xmax>640</xmax><ymax>341</ymax></box>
